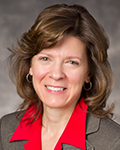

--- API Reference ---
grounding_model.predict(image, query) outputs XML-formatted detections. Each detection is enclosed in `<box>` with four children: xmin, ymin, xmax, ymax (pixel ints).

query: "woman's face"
<box><xmin>30</xmin><ymin>35</ymin><xmax>90</xmax><ymax>109</ymax></box>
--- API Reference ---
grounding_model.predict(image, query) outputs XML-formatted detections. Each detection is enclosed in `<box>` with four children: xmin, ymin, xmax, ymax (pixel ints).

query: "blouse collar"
<box><xmin>10</xmin><ymin>97</ymin><xmax>87</xmax><ymax>150</ymax></box>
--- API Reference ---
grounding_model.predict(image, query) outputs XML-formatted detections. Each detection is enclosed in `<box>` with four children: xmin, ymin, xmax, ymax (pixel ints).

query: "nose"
<box><xmin>49</xmin><ymin>62</ymin><xmax>65</xmax><ymax>80</ymax></box>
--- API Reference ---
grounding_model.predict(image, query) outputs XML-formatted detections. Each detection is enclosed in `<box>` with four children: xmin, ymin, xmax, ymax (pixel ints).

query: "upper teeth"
<box><xmin>46</xmin><ymin>86</ymin><xmax>64</xmax><ymax>91</ymax></box>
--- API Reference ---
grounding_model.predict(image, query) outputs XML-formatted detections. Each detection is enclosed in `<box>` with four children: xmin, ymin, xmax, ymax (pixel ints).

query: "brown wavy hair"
<box><xmin>8</xmin><ymin>4</ymin><xmax>114</xmax><ymax>121</ymax></box>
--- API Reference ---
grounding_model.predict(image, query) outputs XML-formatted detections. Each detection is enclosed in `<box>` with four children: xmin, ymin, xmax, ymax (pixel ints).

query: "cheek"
<box><xmin>68</xmin><ymin>71</ymin><xmax>87</xmax><ymax>85</ymax></box>
<box><xmin>31</xmin><ymin>65</ymin><xmax>47</xmax><ymax>82</ymax></box>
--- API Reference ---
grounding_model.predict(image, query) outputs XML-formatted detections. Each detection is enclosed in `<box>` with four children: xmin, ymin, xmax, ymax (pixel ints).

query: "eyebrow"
<box><xmin>66</xmin><ymin>56</ymin><xmax>82</xmax><ymax>61</ymax></box>
<box><xmin>37</xmin><ymin>52</ymin><xmax>52</xmax><ymax>57</ymax></box>
<box><xmin>38</xmin><ymin>52</ymin><xmax>82</xmax><ymax>61</ymax></box>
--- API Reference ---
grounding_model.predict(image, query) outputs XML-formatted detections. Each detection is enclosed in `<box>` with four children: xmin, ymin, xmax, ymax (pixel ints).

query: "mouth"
<box><xmin>45</xmin><ymin>85</ymin><xmax>66</xmax><ymax>92</ymax></box>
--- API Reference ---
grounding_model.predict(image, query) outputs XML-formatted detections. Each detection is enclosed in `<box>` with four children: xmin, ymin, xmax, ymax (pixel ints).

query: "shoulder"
<box><xmin>0</xmin><ymin>112</ymin><xmax>27</xmax><ymax>150</ymax></box>
<box><xmin>0</xmin><ymin>111</ymin><xmax>25</xmax><ymax>132</ymax></box>
<box><xmin>0</xmin><ymin>111</ymin><xmax>26</xmax><ymax>139</ymax></box>
<box><xmin>0</xmin><ymin>112</ymin><xmax>18</xmax><ymax>150</ymax></box>
<box><xmin>1</xmin><ymin>111</ymin><xmax>18</xmax><ymax>122</ymax></box>
<box><xmin>0</xmin><ymin>112</ymin><xmax>19</xmax><ymax>131</ymax></box>
<box><xmin>0</xmin><ymin>112</ymin><xmax>19</xmax><ymax>142</ymax></box>
<box><xmin>87</xmin><ymin>113</ymin><xmax>120</xmax><ymax>134</ymax></box>
<box><xmin>100</xmin><ymin>116</ymin><xmax>120</xmax><ymax>134</ymax></box>
<box><xmin>86</xmin><ymin>113</ymin><xmax>120</xmax><ymax>150</ymax></box>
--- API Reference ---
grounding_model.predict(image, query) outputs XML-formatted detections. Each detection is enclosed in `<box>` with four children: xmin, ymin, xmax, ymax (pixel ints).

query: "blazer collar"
<box><xmin>86</xmin><ymin>113</ymin><xmax>100</xmax><ymax>135</ymax></box>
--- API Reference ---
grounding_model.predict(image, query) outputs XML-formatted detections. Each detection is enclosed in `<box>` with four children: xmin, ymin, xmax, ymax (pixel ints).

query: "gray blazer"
<box><xmin>0</xmin><ymin>112</ymin><xmax>120</xmax><ymax>150</ymax></box>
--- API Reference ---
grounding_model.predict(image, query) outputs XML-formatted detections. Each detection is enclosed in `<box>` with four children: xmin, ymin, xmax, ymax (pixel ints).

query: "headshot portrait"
<box><xmin>0</xmin><ymin>1</ymin><xmax>120</xmax><ymax>150</ymax></box>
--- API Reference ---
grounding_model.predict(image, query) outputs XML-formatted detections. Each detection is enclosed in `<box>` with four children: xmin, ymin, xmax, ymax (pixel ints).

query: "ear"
<box><xmin>85</xmin><ymin>73</ymin><xmax>90</xmax><ymax>83</ymax></box>
<box><xmin>29</xmin><ymin>67</ymin><xmax>33</xmax><ymax>76</ymax></box>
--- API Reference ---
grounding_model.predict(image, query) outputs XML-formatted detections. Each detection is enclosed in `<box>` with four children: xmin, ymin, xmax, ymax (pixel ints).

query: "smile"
<box><xmin>46</xmin><ymin>86</ymin><xmax>66</xmax><ymax>91</ymax></box>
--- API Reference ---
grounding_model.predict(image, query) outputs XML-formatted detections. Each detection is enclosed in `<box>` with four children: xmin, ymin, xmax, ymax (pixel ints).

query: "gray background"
<box><xmin>0</xmin><ymin>0</ymin><xmax>120</xmax><ymax>124</ymax></box>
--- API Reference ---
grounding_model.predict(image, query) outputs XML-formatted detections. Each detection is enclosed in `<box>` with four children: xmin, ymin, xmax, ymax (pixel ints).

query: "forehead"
<box><xmin>40</xmin><ymin>35</ymin><xmax>87</xmax><ymax>55</ymax></box>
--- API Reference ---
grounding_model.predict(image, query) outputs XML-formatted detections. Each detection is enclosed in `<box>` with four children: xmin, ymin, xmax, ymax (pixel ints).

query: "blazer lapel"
<box><xmin>62</xmin><ymin>143</ymin><xmax>83</xmax><ymax>149</ymax></box>
<box><xmin>85</xmin><ymin>113</ymin><xmax>100</xmax><ymax>150</ymax></box>
<box><xmin>86</xmin><ymin>140</ymin><xmax>95</xmax><ymax>150</ymax></box>
<box><xmin>7</xmin><ymin>133</ymin><xmax>28</xmax><ymax>150</ymax></box>
<box><xmin>62</xmin><ymin>142</ymin><xmax>94</xmax><ymax>150</ymax></box>
<box><xmin>86</xmin><ymin>113</ymin><xmax>100</xmax><ymax>135</ymax></box>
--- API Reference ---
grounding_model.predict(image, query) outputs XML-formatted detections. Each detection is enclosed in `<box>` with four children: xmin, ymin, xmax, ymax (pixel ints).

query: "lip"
<box><xmin>45</xmin><ymin>85</ymin><xmax>66</xmax><ymax>88</ymax></box>
<box><xmin>45</xmin><ymin>85</ymin><xmax>67</xmax><ymax>94</ymax></box>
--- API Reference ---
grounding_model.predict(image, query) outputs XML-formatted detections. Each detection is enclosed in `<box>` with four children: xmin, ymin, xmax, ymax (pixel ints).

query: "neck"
<box><xmin>42</xmin><ymin>103</ymin><xmax>76</xmax><ymax>135</ymax></box>
<box><xmin>41</xmin><ymin>103</ymin><xmax>76</xmax><ymax>150</ymax></box>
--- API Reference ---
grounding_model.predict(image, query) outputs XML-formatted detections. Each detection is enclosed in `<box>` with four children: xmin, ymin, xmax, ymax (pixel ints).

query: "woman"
<box><xmin>0</xmin><ymin>4</ymin><xmax>120</xmax><ymax>150</ymax></box>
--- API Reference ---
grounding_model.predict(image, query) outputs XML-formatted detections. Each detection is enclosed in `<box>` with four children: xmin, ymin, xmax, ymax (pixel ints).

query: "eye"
<box><xmin>69</xmin><ymin>60</ymin><xmax>79</xmax><ymax>65</ymax></box>
<box><xmin>40</xmin><ymin>57</ymin><xmax>49</xmax><ymax>61</ymax></box>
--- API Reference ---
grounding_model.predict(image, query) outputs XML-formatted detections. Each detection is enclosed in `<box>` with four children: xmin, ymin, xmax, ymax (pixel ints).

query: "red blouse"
<box><xmin>10</xmin><ymin>97</ymin><xmax>87</xmax><ymax>150</ymax></box>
